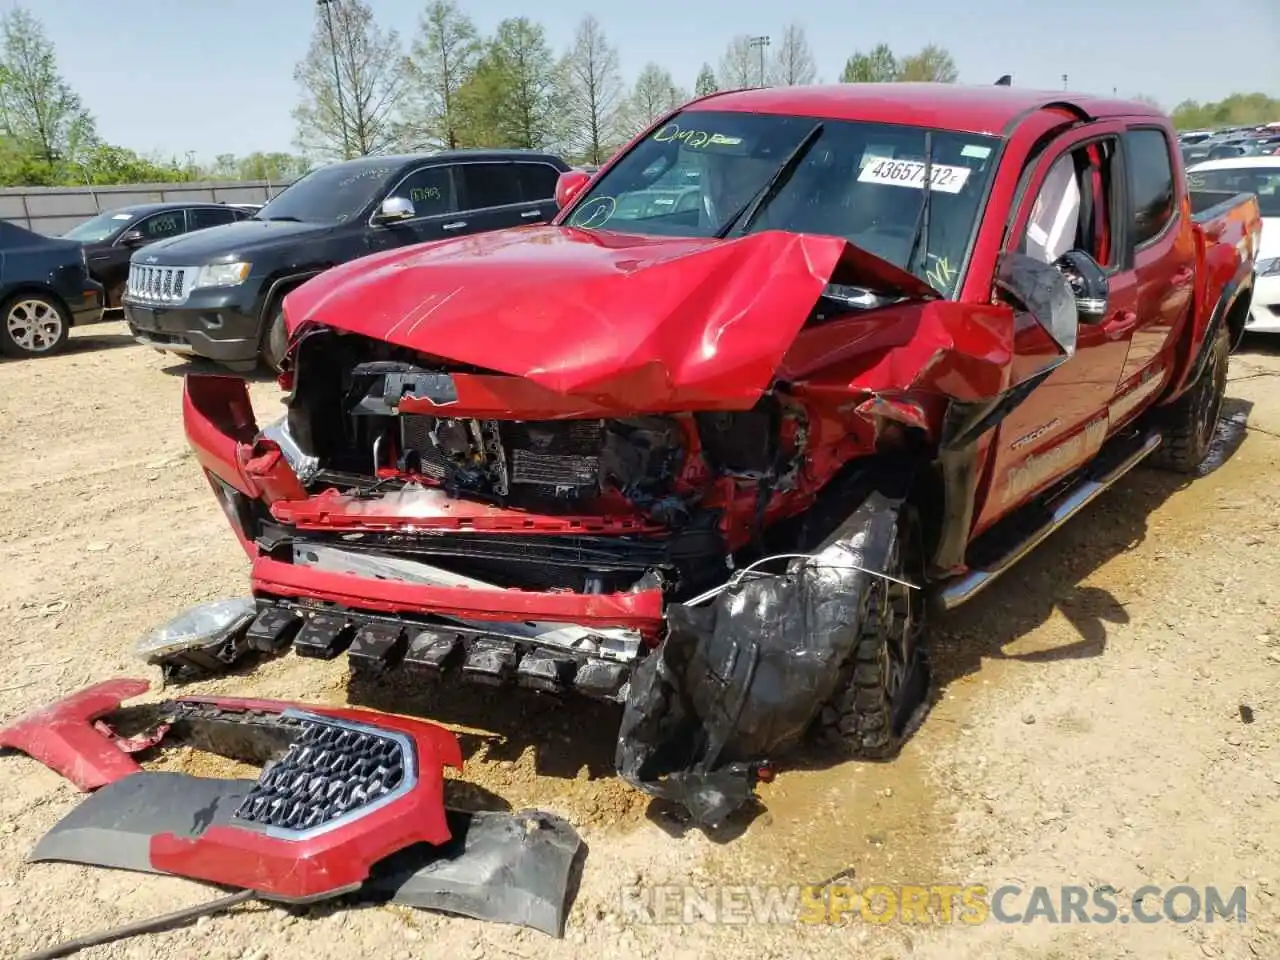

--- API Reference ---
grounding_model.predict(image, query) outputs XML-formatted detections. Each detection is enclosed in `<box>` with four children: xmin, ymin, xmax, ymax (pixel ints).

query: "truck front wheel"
<box><xmin>1150</xmin><ymin>324</ymin><xmax>1229</xmax><ymax>474</ymax></box>
<box><xmin>816</xmin><ymin>503</ymin><xmax>930</xmax><ymax>759</ymax></box>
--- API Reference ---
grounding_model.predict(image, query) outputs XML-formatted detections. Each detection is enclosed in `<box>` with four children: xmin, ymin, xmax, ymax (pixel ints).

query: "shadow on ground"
<box><xmin>159</xmin><ymin>356</ymin><xmax>277</xmax><ymax>383</ymax></box>
<box><xmin>338</xmin><ymin>396</ymin><xmax>1255</xmax><ymax>835</ymax></box>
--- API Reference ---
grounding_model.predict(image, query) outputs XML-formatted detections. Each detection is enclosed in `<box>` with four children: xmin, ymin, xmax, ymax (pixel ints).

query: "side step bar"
<box><xmin>936</xmin><ymin>431</ymin><xmax>1162</xmax><ymax>611</ymax></box>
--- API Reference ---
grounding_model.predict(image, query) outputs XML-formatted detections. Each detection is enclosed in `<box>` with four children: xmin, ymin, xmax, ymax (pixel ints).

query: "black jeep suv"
<box><xmin>121</xmin><ymin>149</ymin><xmax>569</xmax><ymax>371</ymax></box>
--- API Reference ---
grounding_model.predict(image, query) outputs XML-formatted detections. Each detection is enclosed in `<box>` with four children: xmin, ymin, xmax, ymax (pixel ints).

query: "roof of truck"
<box><xmin>684</xmin><ymin>83</ymin><xmax>1166</xmax><ymax>137</ymax></box>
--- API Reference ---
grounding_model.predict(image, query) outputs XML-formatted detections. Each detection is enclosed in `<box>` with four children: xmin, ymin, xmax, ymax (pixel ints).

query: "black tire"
<box><xmin>816</xmin><ymin>503</ymin><xmax>929</xmax><ymax>758</ymax></box>
<box><xmin>260</xmin><ymin>303</ymin><xmax>288</xmax><ymax>373</ymax></box>
<box><xmin>0</xmin><ymin>292</ymin><xmax>71</xmax><ymax>358</ymax></box>
<box><xmin>1149</xmin><ymin>324</ymin><xmax>1229</xmax><ymax>474</ymax></box>
<box><xmin>106</xmin><ymin>281</ymin><xmax>125</xmax><ymax>310</ymax></box>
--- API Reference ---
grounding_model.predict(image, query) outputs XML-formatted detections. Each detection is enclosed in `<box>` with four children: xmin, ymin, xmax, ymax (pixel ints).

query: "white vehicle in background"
<box><xmin>1188</xmin><ymin>156</ymin><xmax>1280</xmax><ymax>333</ymax></box>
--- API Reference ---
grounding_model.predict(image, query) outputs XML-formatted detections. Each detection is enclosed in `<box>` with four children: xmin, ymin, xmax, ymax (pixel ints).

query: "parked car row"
<box><xmin>1179</xmin><ymin>124</ymin><xmax>1280</xmax><ymax>167</ymax></box>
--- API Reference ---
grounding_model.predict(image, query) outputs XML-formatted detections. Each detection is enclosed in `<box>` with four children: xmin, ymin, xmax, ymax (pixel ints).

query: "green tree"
<box><xmin>695</xmin><ymin>63</ymin><xmax>718</xmax><ymax>98</ymax></box>
<box><xmin>78</xmin><ymin>145</ymin><xmax>191</xmax><ymax>185</ymax></box>
<box><xmin>896</xmin><ymin>45</ymin><xmax>959</xmax><ymax>82</ymax></box>
<box><xmin>0</xmin><ymin>6</ymin><xmax>96</xmax><ymax>172</ymax></box>
<box><xmin>457</xmin><ymin>18</ymin><xmax>565</xmax><ymax>150</ymax></box>
<box><xmin>564</xmin><ymin>15</ymin><xmax>624</xmax><ymax>165</ymax></box>
<box><xmin>291</xmin><ymin>0</ymin><xmax>405</xmax><ymax>160</ymax></box>
<box><xmin>400</xmin><ymin>0</ymin><xmax>481</xmax><ymax>150</ymax></box>
<box><xmin>1171</xmin><ymin>93</ymin><xmax>1280</xmax><ymax>130</ymax></box>
<box><xmin>236</xmin><ymin>152</ymin><xmax>311</xmax><ymax>181</ymax></box>
<box><xmin>839</xmin><ymin>43</ymin><xmax>898</xmax><ymax>83</ymax></box>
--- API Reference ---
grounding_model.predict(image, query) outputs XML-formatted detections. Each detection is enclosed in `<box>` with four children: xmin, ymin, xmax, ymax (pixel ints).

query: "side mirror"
<box><xmin>555</xmin><ymin>170</ymin><xmax>592</xmax><ymax>210</ymax></box>
<box><xmin>994</xmin><ymin>251</ymin><xmax>1079</xmax><ymax>360</ymax></box>
<box><xmin>1054</xmin><ymin>249</ymin><xmax>1108</xmax><ymax>322</ymax></box>
<box><xmin>375</xmin><ymin>196</ymin><xmax>415</xmax><ymax>223</ymax></box>
<box><xmin>119</xmin><ymin>229</ymin><xmax>147</xmax><ymax>247</ymax></box>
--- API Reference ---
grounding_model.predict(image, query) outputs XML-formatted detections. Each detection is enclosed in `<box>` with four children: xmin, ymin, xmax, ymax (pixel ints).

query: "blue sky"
<box><xmin>23</xmin><ymin>0</ymin><xmax>1280</xmax><ymax>163</ymax></box>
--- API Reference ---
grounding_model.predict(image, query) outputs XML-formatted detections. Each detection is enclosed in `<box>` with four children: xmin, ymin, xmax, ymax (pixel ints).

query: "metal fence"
<box><xmin>0</xmin><ymin>179</ymin><xmax>294</xmax><ymax>236</ymax></box>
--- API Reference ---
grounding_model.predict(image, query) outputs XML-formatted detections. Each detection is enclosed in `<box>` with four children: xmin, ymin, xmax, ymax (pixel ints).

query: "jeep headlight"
<box><xmin>1258</xmin><ymin>257</ymin><xmax>1280</xmax><ymax>278</ymax></box>
<box><xmin>193</xmin><ymin>261</ymin><xmax>252</xmax><ymax>289</ymax></box>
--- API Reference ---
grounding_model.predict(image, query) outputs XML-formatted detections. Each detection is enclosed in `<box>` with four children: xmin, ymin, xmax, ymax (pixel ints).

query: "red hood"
<box><xmin>283</xmin><ymin>226</ymin><xmax>939</xmax><ymax>411</ymax></box>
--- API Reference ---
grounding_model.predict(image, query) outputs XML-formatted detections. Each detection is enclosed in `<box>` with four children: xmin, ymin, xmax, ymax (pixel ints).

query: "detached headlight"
<box><xmin>134</xmin><ymin>597</ymin><xmax>257</xmax><ymax>664</ymax></box>
<box><xmin>1258</xmin><ymin>257</ymin><xmax>1280</xmax><ymax>277</ymax></box>
<box><xmin>193</xmin><ymin>261</ymin><xmax>252</xmax><ymax>289</ymax></box>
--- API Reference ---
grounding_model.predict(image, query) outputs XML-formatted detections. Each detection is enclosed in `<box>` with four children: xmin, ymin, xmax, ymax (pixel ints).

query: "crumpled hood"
<box><xmin>283</xmin><ymin>225</ymin><xmax>938</xmax><ymax>411</ymax></box>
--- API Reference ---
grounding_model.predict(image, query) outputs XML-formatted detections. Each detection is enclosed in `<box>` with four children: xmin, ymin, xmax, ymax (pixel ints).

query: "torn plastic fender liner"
<box><xmin>31</xmin><ymin>774</ymin><xmax>582</xmax><ymax>937</ymax></box>
<box><xmin>615</xmin><ymin>490</ymin><xmax>905</xmax><ymax>827</ymax></box>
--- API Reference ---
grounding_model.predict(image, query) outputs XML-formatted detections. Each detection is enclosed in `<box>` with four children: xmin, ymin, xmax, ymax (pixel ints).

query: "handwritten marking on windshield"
<box><xmin>569</xmin><ymin>196</ymin><xmax>616</xmax><ymax>228</ymax></box>
<box><xmin>858</xmin><ymin>158</ymin><xmax>972</xmax><ymax>194</ymax></box>
<box><xmin>652</xmin><ymin>124</ymin><xmax>743</xmax><ymax>150</ymax></box>
<box><xmin>336</xmin><ymin>167</ymin><xmax>394</xmax><ymax>188</ymax></box>
<box><xmin>926</xmin><ymin>254</ymin><xmax>956</xmax><ymax>292</ymax></box>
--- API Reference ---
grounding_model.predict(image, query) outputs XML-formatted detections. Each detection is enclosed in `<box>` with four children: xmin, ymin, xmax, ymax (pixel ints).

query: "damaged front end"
<box><xmin>179</xmin><ymin>229</ymin><xmax>1030</xmax><ymax>827</ymax></box>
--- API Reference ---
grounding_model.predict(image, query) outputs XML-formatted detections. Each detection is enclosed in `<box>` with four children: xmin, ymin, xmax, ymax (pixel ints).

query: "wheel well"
<box><xmin>0</xmin><ymin>284</ymin><xmax>70</xmax><ymax>319</ymax></box>
<box><xmin>1225</xmin><ymin>285</ymin><xmax>1252</xmax><ymax>351</ymax></box>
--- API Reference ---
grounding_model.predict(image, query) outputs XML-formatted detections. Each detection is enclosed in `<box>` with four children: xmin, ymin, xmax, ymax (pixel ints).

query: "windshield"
<box><xmin>1188</xmin><ymin>167</ymin><xmax>1280</xmax><ymax>217</ymax></box>
<box><xmin>62</xmin><ymin>210</ymin><xmax>137</xmax><ymax>243</ymax></box>
<box><xmin>255</xmin><ymin>161</ymin><xmax>396</xmax><ymax>224</ymax></box>
<box><xmin>565</xmin><ymin>110</ymin><xmax>1001</xmax><ymax>296</ymax></box>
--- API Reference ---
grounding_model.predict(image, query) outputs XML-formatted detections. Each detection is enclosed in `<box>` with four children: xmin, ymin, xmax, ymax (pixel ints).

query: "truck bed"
<box><xmin>1190</xmin><ymin>189</ymin><xmax>1256</xmax><ymax>222</ymax></box>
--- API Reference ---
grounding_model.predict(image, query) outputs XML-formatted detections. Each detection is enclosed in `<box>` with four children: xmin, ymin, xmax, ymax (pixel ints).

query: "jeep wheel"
<box><xmin>816</xmin><ymin>503</ymin><xmax>929</xmax><ymax>759</ymax></box>
<box><xmin>1150</xmin><ymin>324</ymin><xmax>1229</xmax><ymax>474</ymax></box>
<box><xmin>0</xmin><ymin>293</ymin><xmax>71</xmax><ymax>358</ymax></box>
<box><xmin>261</xmin><ymin>304</ymin><xmax>288</xmax><ymax>372</ymax></box>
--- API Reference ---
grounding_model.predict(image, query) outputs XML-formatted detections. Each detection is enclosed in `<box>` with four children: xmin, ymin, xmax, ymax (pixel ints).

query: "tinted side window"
<box><xmin>1124</xmin><ymin>129</ymin><xmax>1175</xmax><ymax>246</ymax></box>
<box><xmin>516</xmin><ymin>163</ymin><xmax>560</xmax><ymax>201</ymax></box>
<box><xmin>386</xmin><ymin>166</ymin><xmax>458</xmax><ymax>216</ymax></box>
<box><xmin>139</xmin><ymin>211</ymin><xmax>186</xmax><ymax>239</ymax></box>
<box><xmin>462</xmin><ymin>163</ymin><xmax>522</xmax><ymax>209</ymax></box>
<box><xmin>190</xmin><ymin>207</ymin><xmax>236</xmax><ymax>229</ymax></box>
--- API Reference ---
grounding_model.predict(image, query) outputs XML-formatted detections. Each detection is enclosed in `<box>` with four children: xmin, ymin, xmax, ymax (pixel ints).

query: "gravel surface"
<box><xmin>1</xmin><ymin>320</ymin><xmax>1276</xmax><ymax>959</ymax></box>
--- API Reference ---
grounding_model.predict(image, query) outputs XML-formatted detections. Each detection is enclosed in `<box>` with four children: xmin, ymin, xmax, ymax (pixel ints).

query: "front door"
<box><xmin>974</xmin><ymin>123</ymin><xmax>1141</xmax><ymax>529</ymax></box>
<box><xmin>367</xmin><ymin>164</ymin><xmax>462</xmax><ymax>251</ymax></box>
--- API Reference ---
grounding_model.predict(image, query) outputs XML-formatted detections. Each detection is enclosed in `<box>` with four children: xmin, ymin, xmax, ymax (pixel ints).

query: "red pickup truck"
<box><xmin>179</xmin><ymin>84</ymin><xmax>1261</xmax><ymax>826</ymax></box>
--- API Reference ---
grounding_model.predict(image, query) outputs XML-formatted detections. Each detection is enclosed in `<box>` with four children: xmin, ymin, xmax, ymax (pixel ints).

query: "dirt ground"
<box><xmin>1</xmin><ymin>319</ymin><xmax>1277</xmax><ymax>959</ymax></box>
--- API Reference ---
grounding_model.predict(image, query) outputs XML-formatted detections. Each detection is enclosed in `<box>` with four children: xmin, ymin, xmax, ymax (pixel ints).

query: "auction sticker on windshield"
<box><xmin>858</xmin><ymin>157</ymin><xmax>972</xmax><ymax>194</ymax></box>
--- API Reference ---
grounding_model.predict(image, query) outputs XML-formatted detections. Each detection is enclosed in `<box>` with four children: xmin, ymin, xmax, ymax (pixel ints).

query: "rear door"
<box><xmin>455</xmin><ymin>160</ymin><xmax>563</xmax><ymax>234</ymax></box>
<box><xmin>974</xmin><ymin>122</ymin><xmax>1142</xmax><ymax>528</ymax></box>
<box><xmin>188</xmin><ymin>206</ymin><xmax>238</xmax><ymax>232</ymax></box>
<box><xmin>1116</xmin><ymin>126</ymin><xmax>1196</xmax><ymax>387</ymax></box>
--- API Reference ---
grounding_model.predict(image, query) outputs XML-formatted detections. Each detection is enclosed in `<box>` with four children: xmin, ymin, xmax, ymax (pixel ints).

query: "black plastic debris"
<box><xmin>615</xmin><ymin>490</ymin><xmax>905</xmax><ymax>827</ymax></box>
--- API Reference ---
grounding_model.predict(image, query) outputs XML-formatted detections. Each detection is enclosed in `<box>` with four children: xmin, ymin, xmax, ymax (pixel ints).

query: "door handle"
<box><xmin>1104</xmin><ymin>310</ymin><xmax>1139</xmax><ymax>340</ymax></box>
<box><xmin>521</xmin><ymin>210</ymin><xmax>543</xmax><ymax>219</ymax></box>
<box><xmin>441</xmin><ymin>221</ymin><xmax>467</xmax><ymax>231</ymax></box>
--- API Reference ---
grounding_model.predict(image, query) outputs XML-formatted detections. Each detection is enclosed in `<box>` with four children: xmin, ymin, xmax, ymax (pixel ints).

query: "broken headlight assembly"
<box><xmin>135</xmin><ymin>597</ymin><xmax>258</xmax><ymax>679</ymax></box>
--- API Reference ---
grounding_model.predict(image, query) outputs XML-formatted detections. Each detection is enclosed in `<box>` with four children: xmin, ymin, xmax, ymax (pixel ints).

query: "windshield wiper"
<box><xmin>714</xmin><ymin>122</ymin><xmax>825</xmax><ymax>239</ymax></box>
<box><xmin>905</xmin><ymin>131</ymin><xmax>934</xmax><ymax>281</ymax></box>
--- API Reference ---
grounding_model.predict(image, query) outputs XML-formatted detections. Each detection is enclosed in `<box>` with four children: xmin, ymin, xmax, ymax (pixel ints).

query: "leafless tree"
<box><xmin>564</xmin><ymin>15</ymin><xmax>624</xmax><ymax>165</ymax></box>
<box><xmin>399</xmin><ymin>0</ymin><xmax>481</xmax><ymax>150</ymax></box>
<box><xmin>718</xmin><ymin>35</ymin><xmax>755</xmax><ymax>89</ymax></box>
<box><xmin>624</xmin><ymin>63</ymin><xmax>684</xmax><ymax>135</ymax></box>
<box><xmin>292</xmin><ymin>0</ymin><xmax>406</xmax><ymax>160</ymax></box>
<box><xmin>770</xmin><ymin>23</ymin><xmax>817</xmax><ymax>86</ymax></box>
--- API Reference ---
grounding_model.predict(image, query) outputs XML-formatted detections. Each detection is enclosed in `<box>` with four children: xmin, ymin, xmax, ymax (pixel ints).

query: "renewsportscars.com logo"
<box><xmin>620</xmin><ymin>883</ymin><xmax>1249</xmax><ymax>926</ymax></box>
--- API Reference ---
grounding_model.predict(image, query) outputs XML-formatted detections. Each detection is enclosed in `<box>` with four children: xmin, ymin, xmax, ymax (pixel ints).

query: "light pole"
<box><xmin>749</xmin><ymin>35</ymin><xmax>770</xmax><ymax>87</ymax></box>
<box><xmin>1061</xmin><ymin>73</ymin><xmax>1068</xmax><ymax>90</ymax></box>
<box><xmin>317</xmin><ymin>0</ymin><xmax>351</xmax><ymax>159</ymax></box>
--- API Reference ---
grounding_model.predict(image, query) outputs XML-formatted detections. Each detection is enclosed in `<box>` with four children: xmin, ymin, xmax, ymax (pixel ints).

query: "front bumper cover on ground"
<box><xmin>5</xmin><ymin>685</ymin><xmax>582</xmax><ymax>936</ymax></box>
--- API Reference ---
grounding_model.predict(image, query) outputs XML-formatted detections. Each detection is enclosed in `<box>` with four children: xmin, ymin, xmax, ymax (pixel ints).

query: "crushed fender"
<box><xmin>0</xmin><ymin>678</ymin><xmax>154</xmax><ymax>790</ymax></box>
<box><xmin>615</xmin><ymin>490</ymin><xmax>913</xmax><ymax>827</ymax></box>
